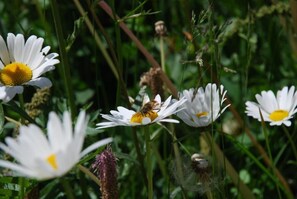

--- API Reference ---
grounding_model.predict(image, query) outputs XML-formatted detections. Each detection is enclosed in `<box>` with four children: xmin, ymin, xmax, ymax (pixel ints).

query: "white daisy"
<box><xmin>0</xmin><ymin>33</ymin><xmax>59</xmax><ymax>102</ymax></box>
<box><xmin>176</xmin><ymin>83</ymin><xmax>229</xmax><ymax>127</ymax></box>
<box><xmin>0</xmin><ymin>111</ymin><xmax>112</xmax><ymax>180</ymax></box>
<box><xmin>96</xmin><ymin>94</ymin><xmax>187</xmax><ymax>129</ymax></box>
<box><xmin>245</xmin><ymin>86</ymin><xmax>297</xmax><ymax>126</ymax></box>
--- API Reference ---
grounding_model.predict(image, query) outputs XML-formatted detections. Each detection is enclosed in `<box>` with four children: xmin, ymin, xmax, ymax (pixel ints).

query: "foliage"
<box><xmin>0</xmin><ymin>0</ymin><xmax>297</xmax><ymax>198</ymax></box>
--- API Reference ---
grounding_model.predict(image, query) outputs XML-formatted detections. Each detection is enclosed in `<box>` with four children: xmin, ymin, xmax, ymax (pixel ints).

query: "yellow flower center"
<box><xmin>196</xmin><ymin>112</ymin><xmax>208</xmax><ymax>118</ymax></box>
<box><xmin>130</xmin><ymin>111</ymin><xmax>158</xmax><ymax>124</ymax></box>
<box><xmin>269</xmin><ymin>110</ymin><xmax>289</xmax><ymax>121</ymax></box>
<box><xmin>0</xmin><ymin>62</ymin><xmax>32</xmax><ymax>86</ymax></box>
<box><xmin>46</xmin><ymin>154</ymin><xmax>58</xmax><ymax>170</ymax></box>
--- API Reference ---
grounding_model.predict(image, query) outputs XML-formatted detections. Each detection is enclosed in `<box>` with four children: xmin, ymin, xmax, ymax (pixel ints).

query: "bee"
<box><xmin>139</xmin><ymin>100</ymin><xmax>160</xmax><ymax>115</ymax></box>
<box><xmin>130</xmin><ymin>92</ymin><xmax>161</xmax><ymax>123</ymax></box>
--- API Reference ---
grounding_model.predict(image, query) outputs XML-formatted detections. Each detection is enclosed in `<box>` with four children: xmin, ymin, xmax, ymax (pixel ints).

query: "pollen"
<box><xmin>130</xmin><ymin>111</ymin><xmax>158</xmax><ymax>124</ymax></box>
<box><xmin>196</xmin><ymin>112</ymin><xmax>208</xmax><ymax>118</ymax></box>
<box><xmin>269</xmin><ymin>110</ymin><xmax>289</xmax><ymax>121</ymax></box>
<box><xmin>0</xmin><ymin>62</ymin><xmax>32</xmax><ymax>86</ymax></box>
<box><xmin>46</xmin><ymin>154</ymin><xmax>58</xmax><ymax>170</ymax></box>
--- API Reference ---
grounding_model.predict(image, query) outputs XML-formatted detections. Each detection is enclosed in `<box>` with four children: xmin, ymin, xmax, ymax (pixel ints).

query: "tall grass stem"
<box><xmin>51</xmin><ymin>0</ymin><xmax>76</xmax><ymax>119</ymax></box>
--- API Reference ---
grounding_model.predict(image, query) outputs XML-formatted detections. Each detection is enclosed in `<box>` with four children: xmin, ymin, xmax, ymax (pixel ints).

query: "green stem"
<box><xmin>51</xmin><ymin>0</ymin><xmax>76</xmax><ymax>119</ymax></box>
<box><xmin>18</xmin><ymin>94</ymin><xmax>25</xmax><ymax>124</ymax></box>
<box><xmin>144</xmin><ymin>127</ymin><xmax>153</xmax><ymax>199</ymax></box>
<box><xmin>78</xmin><ymin>164</ymin><xmax>101</xmax><ymax>187</ymax></box>
<box><xmin>262</xmin><ymin>125</ymin><xmax>283</xmax><ymax>199</ymax></box>
<box><xmin>160</xmin><ymin>37</ymin><xmax>166</xmax><ymax>73</ymax></box>
<box><xmin>60</xmin><ymin>178</ymin><xmax>75</xmax><ymax>199</ymax></box>
<box><xmin>203</xmin><ymin>132</ymin><xmax>256</xmax><ymax>199</ymax></box>
<box><xmin>132</xmin><ymin>128</ymin><xmax>148</xmax><ymax>187</ymax></box>
<box><xmin>282</xmin><ymin>125</ymin><xmax>297</xmax><ymax>160</ymax></box>
<box><xmin>18</xmin><ymin>177</ymin><xmax>25</xmax><ymax>199</ymax></box>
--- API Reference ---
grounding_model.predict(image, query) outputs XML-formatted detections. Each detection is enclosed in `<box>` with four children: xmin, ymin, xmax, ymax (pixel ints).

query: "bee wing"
<box><xmin>142</xmin><ymin>94</ymin><xmax>150</xmax><ymax>106</ymax></box>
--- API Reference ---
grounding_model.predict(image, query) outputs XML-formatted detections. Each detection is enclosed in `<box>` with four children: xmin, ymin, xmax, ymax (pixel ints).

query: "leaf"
<box><xmin>0</xmin><ymin>103</ymin><xmax>4</xmax><ymax>135</ymax></box>
<box><xmin>66</xmin><ymin>15</ymin><xmax>87</xmax><ymax>52</ymax></box>
<box><xmin>4</xmin><ymin>101</ymin><xmax>38</xmax><ymax>126</ymax></box>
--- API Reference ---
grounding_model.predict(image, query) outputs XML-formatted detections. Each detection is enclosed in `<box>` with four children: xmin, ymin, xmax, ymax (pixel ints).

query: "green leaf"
<box><xmin>0</xmin><ymin>103</ymin><xmax>4</xmax><ymax>135</ymax></box>
<box><xmin>4</xmin><ymin>101</ymin><xmax>37</xmax><ymax>126</ymax></box>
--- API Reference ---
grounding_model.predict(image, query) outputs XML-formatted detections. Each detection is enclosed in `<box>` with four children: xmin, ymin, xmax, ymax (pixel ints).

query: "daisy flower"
<box><xmin>96</xmin><ymin>94</ymin><xmax>187</xmax><ymax>129</ymax></box>
<box><xmin>0</xmin><ymin>111</ymin><xmax>112</xmax><ymax>180</ymax></box>
<box><xmin>176</xmin><ymin>83</ymin><xmax>229</xmax><ymax>127</ymax></box>
<box><xmin>245</xmin><ymin>86</ymin><xmax>297</xmax><ymax>126</ymax></box>
<box><xmin>0</xmin><ymin>33</ymin><xmax>59</xmax><ymax>102</ymax></box>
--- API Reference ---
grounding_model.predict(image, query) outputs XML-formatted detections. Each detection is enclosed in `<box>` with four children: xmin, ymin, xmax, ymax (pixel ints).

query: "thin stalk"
<box><xmin>73</xmin><ymin>0</ymin><xmax>131</xmax><ymax>105</ymax></box>
<box><xmin>202</xmin><ymin>132</ymin><xmax>256</xmax><ymax>199</ymax></box>
<box><xmin>282</xmin><ymin>125</ymin><xmax>297</xmax><ymax>160</ymax></box>
<box><xmin>132</xmin><ymin>128</ymin><xmax>148</xmax><ymax>187</ymax></box>
<box><xmin>160</xmin><ymin>37</ymin><xmax>166</xmax><ymax>73</ymax></box>
<box><xmin>152</xmin><ymin>143</ymin><xmax>168</xmax><ymax>180</ymax></box>
<box><xmin>262</xmin><ymin>124</ymin><xmax>283</xmax><ymax>199</ymax></box>
<box><xmin>60</xmin><ymin>178</ymin><xmax>75</xmax><ymax>199</ymax></box>
<box><xmin>17</xmin><ymin>94</ymin><xmax>25</xmax><ymax>198</ymax></box>
<box><xmin>144</xmin><ymin>127</ymin><xmax>153</xmax><ymax>199</ymax></box>
<box><xmin>18</xmin><ymin>94</ymin><xmax>25</xmax><ymax>124</ymax></box>
<box><xmin>72</xmin><ymin>0</ymin><xmax>118</xmax><ymax>80</ymax></box>
<box><xmin>78</xmin><ymin>164</ymin><xmax>101</xmax><ymax>187</ymax></box>
<box><xmin>98</xmin><ymin>0</ymin><xmax>178</xmax><ymax>97</ymax></box>
<box><xmin>172</xmin><ymin>130</ymin><xmax>184</xmax><ymax>189</ymax></box>
<box><xmin>51</xmin><ymin>0</ymin><xmax>76</xmax><ymax>119</ymax></box>
<box><xmin>172</xmin><ymin>130</ymin><xmax>188</xmax><ymax>199</ymax></box>
<box><xmin>205</xmin><ymin>189</ymin><xmax>214</xmax><ymax>199</ymax></box>
<box><xmin>18</xmin><ymin>177</ymin><xmax>25</xmax><ymax>199</ymax></box>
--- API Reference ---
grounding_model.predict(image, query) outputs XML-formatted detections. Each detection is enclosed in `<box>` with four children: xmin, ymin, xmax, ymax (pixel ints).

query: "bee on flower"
<box><xmin>96</xmin><ymin>94</ymin><xmax>187</xmax><ymax>129</ymax></box>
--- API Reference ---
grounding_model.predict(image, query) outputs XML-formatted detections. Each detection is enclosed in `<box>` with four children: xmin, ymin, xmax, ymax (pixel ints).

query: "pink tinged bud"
<box><xmin>92</xmin><ymin>148</ymin><xmax>118</xmax><ymax>199</ymax></box>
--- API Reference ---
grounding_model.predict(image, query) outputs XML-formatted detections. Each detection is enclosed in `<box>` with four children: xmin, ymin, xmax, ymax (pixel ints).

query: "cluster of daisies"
<box><xmin>0</xmin><ymin>33</ymin><xmax>296</xmax><ymax>181</ymax></box>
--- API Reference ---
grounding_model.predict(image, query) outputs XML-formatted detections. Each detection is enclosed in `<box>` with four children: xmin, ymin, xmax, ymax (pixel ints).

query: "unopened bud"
<box><xmin>155</xmin><ymin>20</ymin><xmax>167</xmax><ymax>37</ymax></box>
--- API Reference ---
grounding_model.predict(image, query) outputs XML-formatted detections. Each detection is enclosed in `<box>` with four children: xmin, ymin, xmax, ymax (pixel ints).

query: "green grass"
<box><xmin>0</xmin><ymin>0</ymin><xmax>297</xmax><ymax>198</ymax></box>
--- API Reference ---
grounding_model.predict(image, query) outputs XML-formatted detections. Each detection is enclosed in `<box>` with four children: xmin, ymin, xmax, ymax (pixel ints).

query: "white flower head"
<box><xmin>176</xmin><ymin>83</ymin><xmax>230</xmax><ymax>127</ymax></box>
<box><xmin>245</xmin><ymin>86</ymin><xmax>297</xmax><ymax>126</ymax></box>
<box><xmin>0</xmin><ymin>111</ymin><xmax>112</xmax><ymax>180</ymax></box>
<box><xmin>0</xmin><ymin>33</ymin><xmax>59</xmax><ymax>102</ymax></box>
<box><xmin>96</xmin><ymin>94</ymin><xmax>187</xmax><ymax>129</ymax></box>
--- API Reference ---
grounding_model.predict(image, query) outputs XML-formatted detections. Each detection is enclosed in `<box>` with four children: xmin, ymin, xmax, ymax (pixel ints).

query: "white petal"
<box><xmin>23</xmin><ymin>35</ymin><xmax>37</xmax><ymax>64</ymax></box>
<box><xmin>13</xmin><ymin>34</ymin><xmax>25</xmax><ymax>62</ymax></box>
<box><xmin>0</xmin><ymin>34</ymin><xmax>10</xmax><ymax>65</ymax></box>
<box><xmin>80</xmin><ymin>138</ymin><xmax>113</xmax><ymax>158</ymax></box>
<box><xmin>141</xmin><ymin>117</ymin><xmax>151</xmax><ymax>125</ymax></box>
<box><xmin>0</xmin><ymin>160</ymin><xmax>36</xmax><ymax>177</ymax></box>
<box><xmin>32</xmin><ymin>60</ymin><xmax>57</xmax><ymax>78</ymax></box>
<box><xmin>26</xmin><ymin>37</ymin><xmax>44</xmax><ymax>68</ymax></box>
<box><xmin>7</xmin><ymin>33</ymin><xmax>16</xmax><ymax>62</ymax></box>
<box><xmin>74</xmin><ymin>110</ymin><xmax>88</xmax><ymax>135</ymax></box>
<box><xmin>47</xmin><ymin>112</ymin><xmax>65</xmax><ymax>151</ymax></box>
<box><xmin>26</xmin><ymin>77</ymin><xmax>52</xmax><ymax>88</ymax></box>
<box><xmin>63</xmin><ymin>111</ymin><xmax>73</xmax><ymax>144</ymax></box>
<box><xmin>158</xmin><ymin>118</ymin><xmax>180</xmax><ymax>123</ymax></box>
<box><xmin>0</xmin><ymin>86</ymin><xmax>23</xmax><ymax>102</ymax></box>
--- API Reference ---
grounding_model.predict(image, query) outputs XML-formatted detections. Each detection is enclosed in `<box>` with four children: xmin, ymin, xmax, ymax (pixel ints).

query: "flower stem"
<box><xmin>60</xmin><ymin>178</ymin><xmax>75</xmax><ymax>199</ymax></box>
<box><xmin>144</xmin><ymin>127</ymin><xmax>153</xmax><ymax>199</ymax></box>
<box><xmin>262</xmin><ymin>124</ymin><xmax>283</xmax><ymax>199</ymax></box>
<box><xmin>78</xmin><ymin>164</ymin><xmax>101</xmax><ymax>187</ymax></box>
<box><xmin>160</xmin><ymin>37</ymin><xmax>166</xmax><ymax>73</ymax></box>
<box><xmin>18</xmin><ymin>94</ymin><xmax>25</xmax><ymax>124</ymax></box>
<box><xmin>282</xmin><ymin>125</ymin><xmax>297</xmax><ymax>160</ymax></box>
<box><xmin>132</xmin><ymin>128</ymin><xmax>148</xmax><ymax>187</ymax></box>
<box><xmin>18</xmin><ymin>177</ymin><xmax>25</xmax><ymax>199</ymax></box>
<box><xmin>50</xmin><ymin>0</ymin><xmax>76</xmax><ymax>119</ymax></box>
